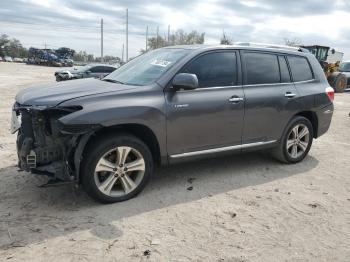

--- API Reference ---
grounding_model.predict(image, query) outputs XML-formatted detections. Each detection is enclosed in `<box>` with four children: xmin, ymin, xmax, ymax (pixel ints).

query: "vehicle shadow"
<box><xmin>0</xmin><ymin>151</ymin><xmax>319</xmax><ymax>249</ymax></box>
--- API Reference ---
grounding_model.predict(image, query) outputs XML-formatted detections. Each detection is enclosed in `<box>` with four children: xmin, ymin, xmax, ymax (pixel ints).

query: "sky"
<box><xmin>1</xmin><ymin>0</ymin><xmax>350</xmax><ymax>60</ymax></box>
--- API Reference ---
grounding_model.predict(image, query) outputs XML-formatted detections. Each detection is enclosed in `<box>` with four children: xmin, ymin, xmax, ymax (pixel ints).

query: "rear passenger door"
<box><xmin>241</xmin><ymin>51</ymin><xmax>300</xmax><ymax>144</ymax></box>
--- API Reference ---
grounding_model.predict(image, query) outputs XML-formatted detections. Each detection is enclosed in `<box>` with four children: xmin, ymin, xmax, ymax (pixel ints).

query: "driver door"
<box><xmin>165</xmin><ymin>51</ymin><xmax>245</xmax><ymax>156</ymax></box>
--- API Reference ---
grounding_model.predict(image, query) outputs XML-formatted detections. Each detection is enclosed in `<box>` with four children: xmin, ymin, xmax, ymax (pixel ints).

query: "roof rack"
<box><xmin>235</xmin><ymin>42</ymin><xmax>309</xmax><ymax>53</ymax></box>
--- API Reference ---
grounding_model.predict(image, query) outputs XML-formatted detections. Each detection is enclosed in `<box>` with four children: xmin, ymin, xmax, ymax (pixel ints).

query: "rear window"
<box><xmin>244</xmin><ymin>52</ymin><xmax>280</xmax><ymax>85</ymax></box>
<box><xmin>287</xmin><ymin>56</ymin><xmax>313</xmax><ymax>82</ymax></box>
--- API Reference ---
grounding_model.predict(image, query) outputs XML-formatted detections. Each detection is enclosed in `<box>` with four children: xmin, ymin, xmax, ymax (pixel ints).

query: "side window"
<box><xmin>244</xmin><ymin>52</ymin><xmax>280</xmax><ymax>85</ymax></box>
<box><xmin>90</xmin><ymin>66</ymin><xmax>106</xmax><ymax>73</ymax></box>
<box><xmin>89</xmin><ymin>66</ymin><xmax>99</xmax><ymax>73</ymax></box>
<box><xmin>278</xmin><ymin>56</ymin><xmax>291</xmax><ymax>83</ymax></box>
<box><xmin>105</xmin><ymin>67</ymin><xmax>116</xmax><ymax>73</ymax></box>
<box><xmin>182</xmin><ymin>52</ymin><xmax>237</xmax><ymax>88</ymax></box>
<box><xmin>287</xmin><ymin>56</ymin><xmax>313</xmax><ymax>82</ymax></box>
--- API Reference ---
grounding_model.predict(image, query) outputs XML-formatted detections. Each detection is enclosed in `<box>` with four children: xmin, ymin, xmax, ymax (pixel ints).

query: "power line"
<box><xmin>0</xmin><ymin>18</ymin><xmax>100</xmax><ymax>30</ymax></box>
<box><xmin>0</xmin><ymin>20</ymin><xmax>148</xmax><ymax>36</ymax></box>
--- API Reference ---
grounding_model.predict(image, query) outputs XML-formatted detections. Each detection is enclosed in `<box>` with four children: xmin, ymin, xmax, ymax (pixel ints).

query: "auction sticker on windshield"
<box><xmin>150</xmin><ymin>59</ymin><xmax>172</xmax><ymax>67</ymax></box>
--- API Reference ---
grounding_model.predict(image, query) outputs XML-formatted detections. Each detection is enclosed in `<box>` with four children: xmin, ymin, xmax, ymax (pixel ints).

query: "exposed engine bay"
<box><xmin>12</xmin><ymin>103</ymin><xmax>96</xmax><ymax>183</ymax></box>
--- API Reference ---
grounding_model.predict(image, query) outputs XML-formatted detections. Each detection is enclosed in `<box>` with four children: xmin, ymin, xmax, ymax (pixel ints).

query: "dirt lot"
<box><xmin>0</xmin><ymin>62</ymin><xmax>349</xmax><ymax>262</ymax></box>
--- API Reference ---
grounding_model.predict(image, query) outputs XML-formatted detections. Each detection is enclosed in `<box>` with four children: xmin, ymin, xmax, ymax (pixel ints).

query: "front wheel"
<box><xmin>272</xmin><ymin>116</ymin><xmax>313</xmax><ymax>163</ymax></box>
<box><xmin>81</xmin><ymin>134</ymin><xmax>153</xmax><ymax>203</ymax></box>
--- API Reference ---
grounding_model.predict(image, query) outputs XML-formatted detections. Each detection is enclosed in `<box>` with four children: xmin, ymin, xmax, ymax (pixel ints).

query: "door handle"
<box><xmin>228</xmin><ymin>97</ymin><xmax>244</xmax><ymax>103</ymax></box>
<box><xmin>285</xmin><ymin>92</ymin><xmax>296</xmax><ymax>98</ymax></box>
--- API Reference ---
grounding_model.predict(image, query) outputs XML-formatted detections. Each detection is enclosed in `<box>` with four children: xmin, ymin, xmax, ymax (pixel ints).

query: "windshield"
<box><xmin>103</xmin><ymin>48</ymin><xmax>190</xmax><ymax>86</ymax></box>
<box><xmin>339</xmin><ymin>62</ymin><xmax>350</xmax><ymax>72</ymax></box>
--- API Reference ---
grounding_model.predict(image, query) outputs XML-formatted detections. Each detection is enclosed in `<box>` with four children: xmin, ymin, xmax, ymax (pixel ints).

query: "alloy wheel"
<box><xmin>94</xmin><ymin>146</ymin><xmax>145</xmax><ymax>197</ymax></box>
<box><xmin>286</xmin><ymin>124</ymin><xmax>310</xmax><ymax>159</ymax></box>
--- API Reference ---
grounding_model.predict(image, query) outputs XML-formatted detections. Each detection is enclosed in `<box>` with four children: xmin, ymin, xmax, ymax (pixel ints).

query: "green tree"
<box><xmin>0</xmin><ymin>34</ymin><xmax>28</xmax><ymax>57</ymax></box>
<box><xmin>0</xmin><ymin>34</ymin><xmax>10</xmax><ymax>56</ymax></box>
<box><xmin>220</xmin><ymin>31</ymin><xmax>233</xmax><ymax>45</ymax></box>
<box><xmin>145</xmin><ymin>29</ymin><xmax>205</xmax><ymax>52</ymax></box>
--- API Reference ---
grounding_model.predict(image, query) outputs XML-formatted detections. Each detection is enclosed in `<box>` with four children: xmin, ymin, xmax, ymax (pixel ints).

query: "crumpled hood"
<box><xmin>15</xmin><ymin>78</ymin><xmax>137</xmax><ymax>107</ymax></box>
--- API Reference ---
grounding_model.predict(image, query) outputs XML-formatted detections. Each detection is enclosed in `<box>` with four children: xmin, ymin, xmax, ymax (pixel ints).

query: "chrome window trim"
<box><xmin>175</xmin><ymin>85</ymin><xmax>241</xmax><ymax>92</ymax></box>
<box><xmin>174</xmin><ymin>79</ymin><xmax>316</xmax><ymax>92</ymax></box>
<box><xmin>170</xmin><ymin>140</ymin><xmax>277</xmax><ymax>159</ymax></box>
<box><xmin>243</xmin><ymin>79</ymin><xmax>316</xmax><ymax>87</ymax></box>
<box><xmin>243</xmin><ymin>82</ymin><xmax>293</xmax><ymax>87</ymax></box>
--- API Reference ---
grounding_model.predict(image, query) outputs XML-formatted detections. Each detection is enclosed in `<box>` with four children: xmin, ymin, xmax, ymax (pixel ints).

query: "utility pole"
<box><xmin>156</xmin><ymin>26</ymin><xmax>159</xmax><ymax>49</ymax></box>
<box><xmin>126</xmin><ymin>8</ymin><xmax>128</xmax><ymax>62</ymax></box>
<box><xmin>122</xmin><ymin>43</ymin><xmax>124</xmax><ymax>62</ymax></box>
<box><xmin>167</xmin><ymin>24</ymin><xmax>170</xmax><ymax>42</ymax></box>
<box><xmin>101</xmin><ymin>18</ymin><xmax>104</xmax><ymax>62</ymax></box>
<box><xmin>145</xmin><ymin>25</ymin><xmax>148</xmax><ymax>51</ymax></box>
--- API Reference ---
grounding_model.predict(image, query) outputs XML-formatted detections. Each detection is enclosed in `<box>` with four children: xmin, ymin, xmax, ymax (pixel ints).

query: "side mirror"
<box><xmin>86</xmin><ymin>70</ymin><xmax>91</xmax><ymax>74</ymax></box>
<box><xmin>172</xmin><ymin>73</ymin><xmax>198</xmax><ymax>90</ymax></box>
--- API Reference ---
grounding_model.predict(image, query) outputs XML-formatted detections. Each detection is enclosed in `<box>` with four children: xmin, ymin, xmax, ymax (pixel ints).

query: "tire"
<box><xmin>331</xmin><ymin>73</ymin><xmax>347</xmax><ymax>93</ymax></box>
<box><xmin>272</xmin><ymin>116</ymin><xmax>313</xmax><ymax>164</ymax></box>
<box><xmin>81</xmin><ymin>133</ymin><xmax>153</xmax><ymax>203</ymax></box>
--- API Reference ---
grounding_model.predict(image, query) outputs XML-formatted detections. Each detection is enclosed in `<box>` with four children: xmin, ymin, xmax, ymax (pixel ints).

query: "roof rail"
<box><xmin>235</xmin><ymin>42</ymin><xmax>309</xmax><ymax>53</ymax></box>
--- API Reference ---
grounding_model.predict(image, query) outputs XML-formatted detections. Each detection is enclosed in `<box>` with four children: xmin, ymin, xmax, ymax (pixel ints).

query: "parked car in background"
<box><xmin>54</xmin><ymin>64</ymin><xmax>117</xmax><ymax>81</ymax></box>
<box><xmin>12</xmin><ymin>45</ymin><xmax>334</xmax><ymax>203</ymax></box>
<box><xmin>0</xmin><ymin>57</ymin><xmax>3</xmax><ymax>62</ymax></box>
<box><xmin>59</xmin><ymin>58</ymin><xmax>74</xmax><ymax>67</ymax></box>
<box><xmin>4</xmin><ymin>56</ymin><xmax>13</xmax><ymax>62</ymax></box>
<box><xmin>13</xmin><ymin>58</ymin><xmax>24</xmax><ymax>63</ymax></box>
<box><xmin>338</xmin><ymin>61</ymin><xmax>350</xmax><ymax>89</ymax></box>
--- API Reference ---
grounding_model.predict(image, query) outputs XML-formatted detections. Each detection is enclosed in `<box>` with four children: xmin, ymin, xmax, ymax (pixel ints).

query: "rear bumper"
<box><xmin>316</xmin><ymin>103</ymin><xmax>334</xmax><ymax>138</ymax></box>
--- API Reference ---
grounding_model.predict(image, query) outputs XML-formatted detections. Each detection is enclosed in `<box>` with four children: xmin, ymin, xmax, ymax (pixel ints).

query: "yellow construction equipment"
<box><xmin>301</xmin><ymin>45</ymin><xmax>347</xmax><ymax>93</ymax></box>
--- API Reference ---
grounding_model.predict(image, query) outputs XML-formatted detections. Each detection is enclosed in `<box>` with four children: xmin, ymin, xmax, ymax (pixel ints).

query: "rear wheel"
<box><xmin>81</xmin><ymin>134</ymin><xmax>153</xmax><ymax>203</ymax></box>
<box><xmin>272</xmin><ymin>116</ymin><xmax>313</xmax><ymax>163</ymax></box>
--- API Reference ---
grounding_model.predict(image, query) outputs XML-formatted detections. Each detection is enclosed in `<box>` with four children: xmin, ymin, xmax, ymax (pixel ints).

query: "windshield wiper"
<box><xmin>102</xmin><ymin>79</ymin><xmax>125</xmax><ymax>84</ymax></box>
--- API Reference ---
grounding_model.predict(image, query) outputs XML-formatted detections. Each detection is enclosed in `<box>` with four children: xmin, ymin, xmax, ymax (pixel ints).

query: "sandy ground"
<box><xmin>0</xmin><ymin>62</ymin><xmax>349</xmax><ymax>262</ymax></box>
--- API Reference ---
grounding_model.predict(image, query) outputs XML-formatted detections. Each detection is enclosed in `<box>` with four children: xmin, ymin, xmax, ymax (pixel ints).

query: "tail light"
<box><xmin>325</xmin><ymin>87</ymin><xmax>334</xmax><ymax>102</ymax></box>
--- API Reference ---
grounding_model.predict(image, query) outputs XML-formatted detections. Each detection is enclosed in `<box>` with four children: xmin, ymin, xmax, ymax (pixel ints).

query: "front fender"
<box><xmin>59</xmin><ymin>89</ymin><xmax>167</xmax><ymax>164</ymax></box>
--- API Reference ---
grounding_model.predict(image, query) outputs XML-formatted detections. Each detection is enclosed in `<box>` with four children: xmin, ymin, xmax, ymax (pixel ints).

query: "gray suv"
<box><xmin>12</xmin><ymin>45</ymin><xmax>334</xmax><ymax>203</ymax></box>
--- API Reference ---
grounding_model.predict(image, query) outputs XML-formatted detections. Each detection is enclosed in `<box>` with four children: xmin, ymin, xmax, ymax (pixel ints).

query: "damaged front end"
<box><xmin>12</xmin><ymin>103</ymin><xmax>99</xmax><ymax>183</ymax></box>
